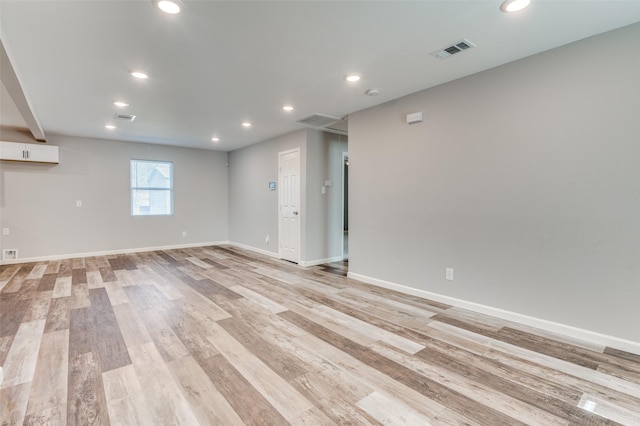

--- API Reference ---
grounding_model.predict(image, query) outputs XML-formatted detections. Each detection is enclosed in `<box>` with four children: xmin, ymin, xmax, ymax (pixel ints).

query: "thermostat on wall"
<box><xmin>269</xmin><ymin>181</ymin><xmax>276</xmax><ymax>190</ymax></box>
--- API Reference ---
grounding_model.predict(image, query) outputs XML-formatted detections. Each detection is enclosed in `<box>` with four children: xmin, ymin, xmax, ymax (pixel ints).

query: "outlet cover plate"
<box><xmin>3</xmin><ymin>249</ymin><xmax>18</xmax><ymax>260</ymax></box>
<box><xmin>445</xmin><ymin>268</ymin><xmax>454</xmax><ymax>281</ymax></box>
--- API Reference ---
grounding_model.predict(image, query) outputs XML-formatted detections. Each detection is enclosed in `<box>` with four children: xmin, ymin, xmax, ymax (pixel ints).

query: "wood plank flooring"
<box><xmin>1</xmin><ymin>245</ymin><xmax>639</xmax><ymax>425</ymax></box>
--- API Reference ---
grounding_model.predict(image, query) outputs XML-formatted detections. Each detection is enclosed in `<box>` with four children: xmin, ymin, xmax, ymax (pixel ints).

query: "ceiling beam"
<box><xmin>0</xmin><ymin>38</ymin><xmax>46</xmax><ymax>141</ymax></box>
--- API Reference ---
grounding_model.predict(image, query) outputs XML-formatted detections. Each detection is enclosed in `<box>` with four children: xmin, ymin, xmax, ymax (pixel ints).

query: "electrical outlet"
<box><xmin>2</xmin><ymin>228</ymin><xmax>9</xmax><ymax>236</ymax></box>
<box><xmin>76</xmin><ymin>200</ymin><xmax>82</xmax><ymax>207</ymax></box>
<box><xmin>445</xmin><ymin>268</ymin><xmax>454</xmax><ymax>281</ymax></box>
<box><xmin>182</xmin><ymin>231</ymin><xmax>187</xmax><ymax>237</ymax></box>
<box><xmin>3</xmin><ymin>249</ymin><xmax>18</xmax><ymax>260</ymax></box>
<box><xmin>265</xmin><ymin>234</ymin><xmax>270</xmax><ymax>244</ymax></box>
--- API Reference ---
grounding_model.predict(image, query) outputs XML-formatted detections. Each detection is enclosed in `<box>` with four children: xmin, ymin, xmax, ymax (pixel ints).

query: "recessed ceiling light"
<box><xmin>130</xmin><ymin>71</ymin><xmax>148</xmax><ymax>79</ymax></box>
<box><xmin>344</xmin><ymin>74</ymin><xmax>361</xmax><ymax>82</ymax></box>
<box><xmin>500</xmin><ymin>0</ymin><xmax>530</xmax><ymax>13</ymax></box>
<box><xmin>114</xmin><ymin>101</ymin><xmax>129</xmax><ymax>107</ymax></box>
<box><xmin>155</xmin><ymin>0</ymin><xmax>182</xmax><ymax>14</ymax></box>
<box><xmin>105</xmin><ymin>124</ymin><xmax>116</xmax><ymax>130</ymax></box>
<box><xmin>282</xmin><ymin>105</ymin><xmax>294</xmax><ymax>112</ymax></box>
<box><xmin>242</xmin><ymin>122</ymin><xmax>252</xmax><ymax>128</ymax></box>
<box><xmin>211</xmin><ymin>137</ymin><xmax>220</xmax><ymax>142</ymax></box>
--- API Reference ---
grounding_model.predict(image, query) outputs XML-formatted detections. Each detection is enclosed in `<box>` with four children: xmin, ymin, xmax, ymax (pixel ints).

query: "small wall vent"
<box><xmin>431</xmin><ymin>39</ymin><xmax>475</xmax><ymax>60</ymax></box>
<box><xmin>114</xmin><ymin>113</ymin><xmax>136</xmax><ymax>121</ymax></box>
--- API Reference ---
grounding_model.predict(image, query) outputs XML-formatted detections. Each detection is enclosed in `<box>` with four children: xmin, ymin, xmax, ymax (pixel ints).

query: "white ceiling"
<box><xmin>1</xmin><ymin>1</ymin><xmax>639</xmax><ymax>151</ymax></box>
<box><xmin>0</xmin><ymin>81</ymin><xmax>26</xmax><ymax>128</ymax></box>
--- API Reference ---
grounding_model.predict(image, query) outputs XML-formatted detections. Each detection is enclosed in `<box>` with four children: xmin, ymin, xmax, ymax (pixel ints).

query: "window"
<box><xmin>130</xmin><ymin>159</ymin><xmax>173</xmax><ymax>216</ymax></box>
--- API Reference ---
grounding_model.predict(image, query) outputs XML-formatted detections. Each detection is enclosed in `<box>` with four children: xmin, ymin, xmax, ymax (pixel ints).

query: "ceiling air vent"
<box><xmin>114</xmin><ymin>113</ymin><xmax>136</xmax><ymax>122</ymax></box>
<box><xmin>324</xmin><ymin>118</ymin><xmax>348</xmax><ymax>136</ymax></box>
<box><xmin>296</xmin><ymin>113</ymin><xmax>341</xmax><ymax>129</ymax></box>
<box><xmin>431</xmin><ymin>39</ymin><xmax>475</xmax><ymax>60</ymax></box>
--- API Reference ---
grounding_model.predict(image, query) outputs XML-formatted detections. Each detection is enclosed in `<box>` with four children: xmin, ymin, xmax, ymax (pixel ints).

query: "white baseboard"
<box><xmin>226</xmin><ymin>242</ymin><xmax>343</xmax><ymax>268</ymax></box>
<box><xmin>0</xmin><ymin>240</ymin><xmax>342</xmax><ymax>270</ymax></box>
<box><xmin>348</xmin><ymin>271</ymin><xmax>640</xmax><ymax>356</ymax></box>
<box><xmin>299</xmin><ymin>256</ymin><xmax>344</xmax><ymax>267</ymax></box>
<box><xmin>226</xmin><ymin>242</ymin><xmax>280</xmax><ymax>259</ymax></box>
<box><xmin>0</xmin><ymin>241</ymin><xmax>229</xmax><ymax>265</ymax></box>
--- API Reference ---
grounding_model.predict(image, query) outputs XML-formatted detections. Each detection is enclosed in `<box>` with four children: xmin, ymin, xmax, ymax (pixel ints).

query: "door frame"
<box><xmin>341</xmin><ymin>151</ymin><xmax>349</xmax><ymax>260</ymax></box>
<box><xmin>278</xmin><ymin>148</ymin><xmax>301</xmax><ymax>263</ymax></box>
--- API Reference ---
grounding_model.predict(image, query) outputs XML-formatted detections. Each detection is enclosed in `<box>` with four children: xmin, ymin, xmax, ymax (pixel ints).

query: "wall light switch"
<box><xmin>445</xmin><ymin>268</ymin><xmax>454</xmax><ymax>281</ymax></box>
<box><xmin>321</xmin><ymin>186</ymin><xmax>326</xmax><ymax>194</ymax></box>
<box><xmin>182</xmin><ymin>231</ymin><xmax>187</xmax><ymax>237</ymax></box>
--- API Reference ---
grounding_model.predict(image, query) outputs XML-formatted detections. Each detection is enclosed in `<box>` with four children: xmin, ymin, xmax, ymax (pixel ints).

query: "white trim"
<box><xmin>0</xmin><ymin>239</ymin><xmax>341</xmax><ymax>269</ymax></box>
<box><xmin>227</xmin><ymin>242</ymin><xmax>341</xmax><ymax>268</ymax></box>
<box><xmin>299</xmin><ymin>256</ymin><xmax>343</xmax><ymax>267</ymax></box>
<box><xmin>341</xmin><ymin>151</ymin><xmax>348</xmax><ymax>260</ymax></box>
<box><xmin>227</xmin><ymin>241</ymin><xmax>280</xmax><ymax>259</ymax></box>
<box><xmin>348</xmin><ymin>271</ymin><xmax>640</xmax><ymax>356</ymax></box>
<box><xmin>0</xmin><ymin>241</ymin><xmax>229</xmax><ymax>265</ymax></box>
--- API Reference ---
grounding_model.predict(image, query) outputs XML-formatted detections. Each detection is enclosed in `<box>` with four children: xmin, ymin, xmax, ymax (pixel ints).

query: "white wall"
<box><xmin>0</xmin><ymin>133</ymin><xmax>228</xmax><ymax>259</ymax></box>
<box><xmin>305</xmin><ymin>130</ymin><xmax>347</xmax><ymax>262</ymax></box>
<box><xmin>228</xmin><ymin>128</ymin><xmax>346</xmax><ymax>264</ymax></box>
<box><xmin>228</xmin><ymin>129</ymin><xmax>307</xmax><ymax>256</ymax></box>
<box><xmin>348</xmin><ymin>23</ymin><xmax>640</xmax><ymax>343</ymax></box>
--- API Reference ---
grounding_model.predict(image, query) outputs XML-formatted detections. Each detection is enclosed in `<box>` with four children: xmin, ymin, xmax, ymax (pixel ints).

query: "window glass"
<box><xmin>130</xmin><ymin>160</ymin><xmax>173</xmax><ymax>216</ymax></box>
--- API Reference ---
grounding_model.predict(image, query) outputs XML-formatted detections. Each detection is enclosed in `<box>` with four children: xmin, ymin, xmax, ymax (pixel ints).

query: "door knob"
<box><xmin>293</xmin><ymin>211</ymin><xmax>299</xmax><ymax>215</ymax></box>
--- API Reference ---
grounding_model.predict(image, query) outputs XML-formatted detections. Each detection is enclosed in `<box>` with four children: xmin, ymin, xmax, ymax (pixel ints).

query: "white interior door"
<box><xmin>278</xmin><ymin>148</ymin><xmax>301</xmax><ymax>263</ymax></box>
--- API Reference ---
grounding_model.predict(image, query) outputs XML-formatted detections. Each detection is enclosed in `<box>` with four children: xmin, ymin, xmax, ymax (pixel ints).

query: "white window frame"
<box><xmin>130</xmin><ymin>159</ymin><xmax>174</xmax><ymax>216</ymax></box>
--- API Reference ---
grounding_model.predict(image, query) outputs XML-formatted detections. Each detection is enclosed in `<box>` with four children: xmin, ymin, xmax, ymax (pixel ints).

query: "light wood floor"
<box><xmin>1</xmin><ymin>246</ymin><xmax>639</xmax><ymax>425</ymax></box>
